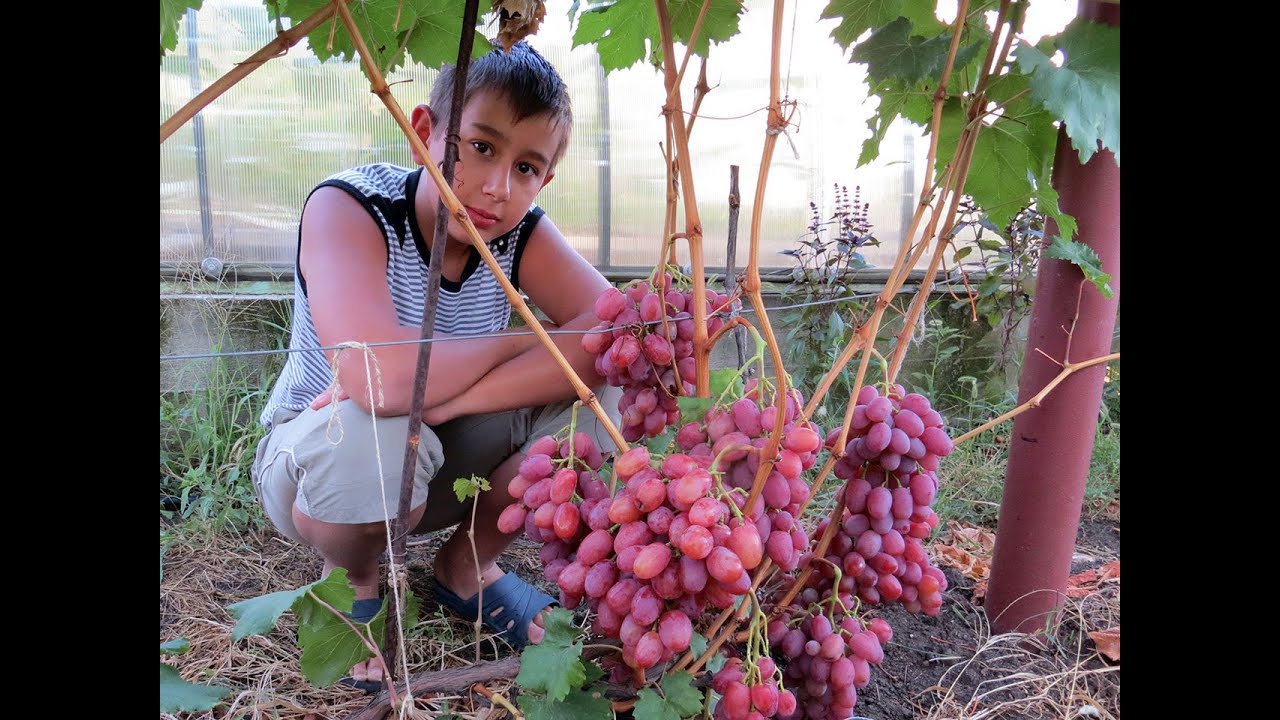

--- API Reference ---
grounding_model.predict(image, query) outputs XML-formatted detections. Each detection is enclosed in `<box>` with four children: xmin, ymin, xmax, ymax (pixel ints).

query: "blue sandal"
<box><xmin>432</xmin><ymin>571</ymin><xmax>557</xmax><ymax>648</ymax></box>
<box><xmin>338</xmin><ymin>597</ymin><xmax>386</xmax><ymax>695</ymax></box>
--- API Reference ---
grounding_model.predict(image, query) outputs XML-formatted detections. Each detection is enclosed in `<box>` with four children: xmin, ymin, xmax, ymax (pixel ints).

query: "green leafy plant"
<box><xmin>778</xmin><ymin>184</ymin><xmax>877</xmax><ymax>421</ymax></box>
<box><xmin>634</xmin><ymin>671</ymin><xmax>704</xmax><ymax>720</ymax></box>
<box><xmin>516</xmin><ymin>608</ymin><xmax>614</xmax><ymax>720</ymax></box>
<box><xmin>227</xmin><ymin>567</ymin><xmax>420</xmax><ymax>686</ymax></box>
<box><xmin>454</xmin><ymin>473</ymin><xmax>493</xmax><ymax>660</ymax></box>
<box><xmin>949</xmin><ymin>199</ymin><xmax>1042</xmax><ymax>344</ymax></box>
<box><xmin>160</xmin><ymin>299</ymin><xmax>289</xmax><ymax>532</ymax></box>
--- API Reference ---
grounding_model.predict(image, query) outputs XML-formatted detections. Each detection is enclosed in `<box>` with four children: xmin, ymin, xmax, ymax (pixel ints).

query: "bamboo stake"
<box><xmin>653</xmin><ymin>0</ymin><xmax>710</xmax><ymax>396</ymax></box>
<box><xmin>670</xmin><ymin>0</ymin><xmax>792</xmax><ymax>675</ymax></box>
<box><xmin>739</xmin><ymin>0</ymin><xmax>797</xmax><ymax>523</ymax></box>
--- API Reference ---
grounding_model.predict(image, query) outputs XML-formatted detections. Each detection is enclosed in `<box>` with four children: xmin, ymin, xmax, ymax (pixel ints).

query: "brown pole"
<box><xmin>384</xmin><ymin>0</ymin><xmax>482</xmax><ymax>676</ymax></box>
<box><xmin>985</xmin><ymin>0</ymin><xmax>1120</xmax><ymax>635</ymax></box>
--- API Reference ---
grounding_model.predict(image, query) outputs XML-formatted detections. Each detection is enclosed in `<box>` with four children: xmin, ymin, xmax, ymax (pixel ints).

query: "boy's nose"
<box><xmin>483</xmin><ymin>169</ymin><xmax>511</xmax><ymax>201</ymax></box>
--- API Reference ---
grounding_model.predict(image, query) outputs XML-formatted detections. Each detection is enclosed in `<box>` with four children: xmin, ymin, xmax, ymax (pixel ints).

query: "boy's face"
<box><xmin>417</xmin><ymin>89</ymin><xmax>565</xmax><ymax>244</ymax></box>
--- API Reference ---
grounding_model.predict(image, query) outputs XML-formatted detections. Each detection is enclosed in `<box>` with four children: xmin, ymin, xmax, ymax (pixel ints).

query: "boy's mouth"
<box><xmin>464</xmin><ymin>206</ymin><xmax>499</xmax><ymax>230</ymax></box>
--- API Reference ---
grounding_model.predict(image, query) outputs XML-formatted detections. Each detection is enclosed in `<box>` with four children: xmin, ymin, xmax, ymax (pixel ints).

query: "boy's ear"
<box><xmin>409</xmin><ymin>104</ymin><xmax>435</xmax><ymax>165</ymax></box>
<box><xmin>540</xmin><ymin>171</ymin><xmax>555</xmax><ymax>190</ymax></box>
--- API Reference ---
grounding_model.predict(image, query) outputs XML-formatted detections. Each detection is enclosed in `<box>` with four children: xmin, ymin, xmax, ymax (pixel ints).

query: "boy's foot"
<box><xmin>433</xmin><ymin>558</ymin><xmax>554</xmax><ymax>647</ymax></box>
<box><xmin>339</xmin><ymin>597</ymin><xmax>386</xmax><ymax>694</ymax></box>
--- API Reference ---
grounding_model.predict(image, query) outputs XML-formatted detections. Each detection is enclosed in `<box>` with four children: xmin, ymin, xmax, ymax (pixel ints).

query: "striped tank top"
<box><xmin>260</xmin><ymin>163</ymin><xmax>544</xmax><ymax>428</ymax></box>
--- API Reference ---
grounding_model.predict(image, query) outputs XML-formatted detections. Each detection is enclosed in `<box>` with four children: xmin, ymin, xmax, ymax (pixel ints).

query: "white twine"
<box><xmin>327</xmin><ymin>341</ymin><xmax>415</xmax><ymax>708</ymax></box>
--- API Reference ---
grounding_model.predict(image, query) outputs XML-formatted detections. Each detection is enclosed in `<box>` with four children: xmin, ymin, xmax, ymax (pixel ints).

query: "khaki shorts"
<box><xmin>251</xmin><ymin>387</ymin><xmax>621</xmax><ymax>543</ymax></box>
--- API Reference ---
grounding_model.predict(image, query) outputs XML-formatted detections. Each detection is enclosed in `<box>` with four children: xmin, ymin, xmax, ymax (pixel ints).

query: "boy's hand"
<box><xmin>310</xmin><ymin>386</ymin><xmax>349</xmax><ymax>411</ymax></box>
<box><xmin>421</xmin><ymin>401</ymin><xmax>455</xmax><ymax>427</ymax></box>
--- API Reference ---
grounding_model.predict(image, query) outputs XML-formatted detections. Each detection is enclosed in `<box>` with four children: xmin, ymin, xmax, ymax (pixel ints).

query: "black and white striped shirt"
<box><xmin>260</xmin><ymin>163</ymin><xmax>544</xmax><ymax>427</ymax></box>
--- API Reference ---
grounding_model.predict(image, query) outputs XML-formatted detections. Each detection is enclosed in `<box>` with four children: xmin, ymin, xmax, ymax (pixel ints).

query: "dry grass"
<box><xmin>160</xmin><ymin>524</ymin><xmax>544</xmax><ymax>720</ymax></box>
<box><xmin>161</xmin><ymin>496</ymin><xmax>1120</xmax><ymax>720</ymax></box>
<box><xmin>915</xmin><ymin>581</ymin><xmax>1121</xmax><ymax>719</ymax></box>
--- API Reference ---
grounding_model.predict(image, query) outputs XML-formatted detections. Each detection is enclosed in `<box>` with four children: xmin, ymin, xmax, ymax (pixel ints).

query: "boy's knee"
<box><xmin>255</xmin><ymin>405</ymin><xmax>445</xmax><ymax>531</ymax></box>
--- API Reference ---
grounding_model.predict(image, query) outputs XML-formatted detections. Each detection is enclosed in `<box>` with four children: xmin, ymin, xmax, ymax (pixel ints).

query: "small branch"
<box><xmin>1063</xmin><ymin>279</ymin><xmax>1088</xmax><ymax>364</ymax></box>
<box><xmin>952</xmin><ymin>352</ymin><xmax>1119</xmax><ymax>445</ymax></box>
<box><xmin>469</xmin><ymin>494</ymin><xmax>484</xmax><ymax>663</ymax></box>
<box><xmin>309</xmin><ymin>592</ymin><xmax>401</xmax><ymax>709</ymax></box>
<box><xmin>671</xmin><ymin>0</ymin><xmax>714</xmax><ymax>103</ymax></box>
<box><xmin>654</xmin><ymin>0</ymin><xmax>710</xmax><ymax>396</ymax></box>
<box><xmin>706</xmin><ymin>315</ymin><xmax>752</xmax><ymax>350</ymax></box>
<box><xmin>348</xmin><ymin>658</ymin><xmax>521</xmax><ymax>720</ymax></box>
<box><xmin>685</xmin><ymin>59</ymin><xmax>712</xmax><ymax>140</ymax></box>
<box><xmin>737</xmin><ymin>0</ymin><xmax>791</xmax><ymax>521</ymax></box>
<box><xmin>473</xmin><ymin>683</ymin><xmax>523</xmax><ymax>719</ymax></box>
<box><xmin>791</xmin><ymin>453</ymin><xmax>837</xmax><ymax>521</ymax></box>
<box><xmin>774</xmin><ymin>499</ymin><xmax>845</xmax><ymax>610</ymax></box>
<box><xmin>161</xmin><ymin>2</ymin><xmax>343</xmax><ymax>144</ymax></box>
<box><xmin>724</xmin><ymin>165</ymin><xmax>749</xmax><ymax>369</ymax></box>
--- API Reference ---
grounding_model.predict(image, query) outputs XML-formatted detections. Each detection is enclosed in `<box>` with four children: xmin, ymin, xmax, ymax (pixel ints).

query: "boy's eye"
<box><xmin>517</xmin><ymin>162</ymin><xmax>540</xmax><ymax>177</ymax></box>
<box><xmin>471</xmin><ymin>141</ymin><xmax>493</xmax><ymax>155</ymax></box>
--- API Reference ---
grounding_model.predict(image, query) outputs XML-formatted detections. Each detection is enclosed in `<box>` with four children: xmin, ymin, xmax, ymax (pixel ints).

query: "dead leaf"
<box><xmin>492</xmin><ymin>0</ymin><xmax>546</xmax><ymax>52</ymax></box>
<box><xmin>972</xmin><ymin>579</ymin><xmax>988</xmax><ymax>603</ymax></box>
<box><xmin>933</xmin><ymin>521</ymin><xmax>995</xmax><ymax>585</ymax></box>
<box><xmin>932</xmin><ymin>542</ymin><xmax>990</xmax><ymax>582</ymax></box>
<box><xmin>946</xmin><ymin>520</ymin><xmax>996</xmax><ymax>553</ymax></box>
<box><xmin>1067</xmin><ymin>560</ymin><xmax>1119</xmax><ymax>597</ymax></box>
<box><xmin>1088</xmin><ymin>626</ymin><xmax>1120</xmax><ymax>661</ymax></box>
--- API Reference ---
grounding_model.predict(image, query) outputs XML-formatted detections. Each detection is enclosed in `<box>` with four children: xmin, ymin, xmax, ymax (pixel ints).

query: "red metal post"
<box><xmin>985</xmin><ymin>0</ymin><xmax>1120</xmax><ymax>635</ymax></box>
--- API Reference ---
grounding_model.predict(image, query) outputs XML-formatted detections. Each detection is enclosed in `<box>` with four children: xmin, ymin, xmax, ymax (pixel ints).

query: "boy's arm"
<box><xmin>301</xmin><ymin>187</ymin><xmax>537</xmax><ymax>416</ymax></box>
<box><xmin>423</xmin><ymin>215</ymin><xmax>610</xmax><ymax>423</ymax></box>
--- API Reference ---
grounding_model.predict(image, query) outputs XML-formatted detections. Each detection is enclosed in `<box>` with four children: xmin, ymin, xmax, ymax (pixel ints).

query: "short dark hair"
<box><xmin>430</xmin><ymin>41</ymin><xmax>573</xmax><ymax>167</ymax></box>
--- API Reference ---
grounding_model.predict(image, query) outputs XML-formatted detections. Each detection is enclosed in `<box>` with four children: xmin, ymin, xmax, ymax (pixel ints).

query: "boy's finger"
<box><xmin>310</xmin><ymin>386</ymin><xmax>347</xmax><ymax>410</ymax></box>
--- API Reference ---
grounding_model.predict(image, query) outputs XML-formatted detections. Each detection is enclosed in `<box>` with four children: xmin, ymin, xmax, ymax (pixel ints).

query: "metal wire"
<box><xmin>160</xmin><ymin>275</ymin><xmax>1116</xmax><ymax>363</ymax></box>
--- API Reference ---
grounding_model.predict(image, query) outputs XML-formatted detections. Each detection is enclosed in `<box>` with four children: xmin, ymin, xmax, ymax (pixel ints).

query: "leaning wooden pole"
<box><xmin>160</xmin><ymin>2</ymin><xmax>342</xmax><ymax>144</ymax></box>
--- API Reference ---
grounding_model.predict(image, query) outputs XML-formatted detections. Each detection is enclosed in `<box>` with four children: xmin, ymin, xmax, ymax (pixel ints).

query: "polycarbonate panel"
<box><xmin>160</xmin><ymin>0</ymin><xmax>938</xmax><ymax>277</ymax></box>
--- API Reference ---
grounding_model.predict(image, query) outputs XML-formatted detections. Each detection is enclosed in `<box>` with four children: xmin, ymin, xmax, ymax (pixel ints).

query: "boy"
<box><xmin>251</xmin><ymin>41</ymin><xmax>618</xmax><ymax>690</ymax></box>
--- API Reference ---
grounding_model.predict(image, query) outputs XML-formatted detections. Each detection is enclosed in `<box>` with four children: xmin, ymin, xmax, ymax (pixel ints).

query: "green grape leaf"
<box><xmin>689</xmin><ymin>631</ymin><xmax>709</xmax><ymax>658</ymax></box>
<box><xmin>278</xmin><ymin>0</ymin><xmax>488</xmax><ymax>75</ymax></box>
<box><xmin>161</xmin><ymin>0</ymin><xmax>204</xmax><ymax>60</ymax></box>
<box><xmin>678</xmin><ymin>396</ymin><xmax>714</xmax><ymax>426</ymax></box>
<box><xmin>647</xmin><ymin>427</ymin><xmax>678</xmax><ymax>455</ymax></box>
<box><xmin>661</xmin><ymin>671</ymin><xmax>705</xmax><ymax>717</ymax></box>
<box><xmin>1043</xmin><ymin>236</ymin><xmax>1114</xmax><ymax>298</ymax></box>
<box><xmin>521</xmin><ymin>689</ymin><xmax>614</xmax><ymax>720</ymax></box>
<box><xmin>572</xmin><ymin>0</ymin><xmax>744</xmax><ymax>73</ymax></box>
<box><xmin>159</xmin><ymin>664</ymin><xmax>229</xmax><ymax>713</ymax></box>
<box><xmin>1034</xmin><ymin>174</ymin><xmax>1078</xmax><ymax>244</ymax></box>
<box><xmin>1014</xmin><ymin>20</ymin><xmax>1120</xmax><ymax>164</ymax></box>
<box><xmin>936</xmin><ymin>93</ymin><xmax>1057</xmax><ymax>230</ymax></box>
<box><xmin>822</xmin><ymin>0</ymin><xmax>903</xmax><ymax>49</ymax></box>
<box><xmin>517</xmin><ymin>608</ymin><xmax>585</xmax><ymax>701</ymax></box>
<box><xmin>295</xmin><ymin>577</ymin><xmax>378</xmax><ymax>686</ymax></box>
<box><xmin>160</xmin><ymin>638</ymin><xmax>190</xmax><ymax>656</ymax></box>
<box><xmin>227</xmin><ymin>571</ymin><xmax>333</xmax><ymax>642</ymax></box>
<box><xmin>709</xmin><ymin>368</ymin><xmax>744</xmax><ymax>400</ymax></box>
<box><xmin>851</xmin><ymin>17</ymin><xmax>961</xmax><ymax>85</ymax></box>
<box><xmin>454</xmin><ymin>474</ymin><xmax>491</xmax><ymax>502</ymax></box>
